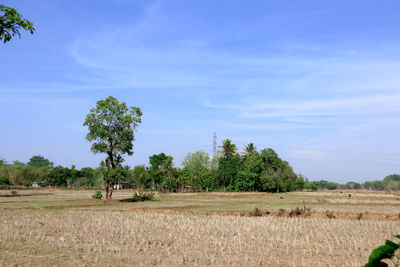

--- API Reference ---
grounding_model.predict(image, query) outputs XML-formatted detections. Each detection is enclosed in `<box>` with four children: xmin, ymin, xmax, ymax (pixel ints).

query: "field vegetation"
<box><xmin>1</xmin><ymin>189</ymin><xmax>399</xmax><ymax>266</ymax></box>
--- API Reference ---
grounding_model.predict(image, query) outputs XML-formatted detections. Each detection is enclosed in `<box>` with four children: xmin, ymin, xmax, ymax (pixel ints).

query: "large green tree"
<box><xmin>236</xmin><ymin>151</ymin><xmax>263</xmax><ymax>191</ymax></box>
<box><xmin>84</xmin><ymin>96</ymin><xmax>142</xmax><ymax>199</ymax></box>
<box><xmin>149</xmin><ymin>153</ymin><xmax>169</xmax><ymax>188</ymax></box>
<box><xmin>148</xmin><ymin>153</ymin><xmax>179</xmax><ymax>192</ymax></box>
<box><xmin>0</xmin><ymin>5</ymin><xmax>35</xmax><ymax>43</ymax></box>
<box><xmin>259</xmin><ymin>148</ymin><xmax>303</xmax><ymax>192</ymax></box>
<box><xmin>182</xmin><ymin>150</ymin><xmax>211</xmax><ymax>191</ymax></box>
<box><xmin>131</xmin><ymin>165</ymin><xmax>150</xmax><ymax>190</ymax></box>
<box><xmin>218</xmin><ymin>139</ymin><xmax>240</xmax><ymax>190</ymax></box>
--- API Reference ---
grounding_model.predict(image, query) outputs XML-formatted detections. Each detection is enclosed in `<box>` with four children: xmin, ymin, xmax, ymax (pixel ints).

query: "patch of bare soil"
<box><xmin>324</xmin><ymin>202</ymin><xmax>400</xmax><ymax>207</ymax></box>
<box><xmin>0</xmin><ymin>192</ymin><xmax>54</xmax><ymax>197</ymax></box>
<box><xmin>3</xmin><ymin>199</ymin><xmax>120</xmax><ymax>210</ymax></box>
<box><xmin>127</xmin><ymin>207</ymin><xmax>400</xmax><ymax>221</ymax></box>
<box><xmin>195</xmin><ymin>192</ymin><xmax>274</xmax><ymax>198</ymax></box>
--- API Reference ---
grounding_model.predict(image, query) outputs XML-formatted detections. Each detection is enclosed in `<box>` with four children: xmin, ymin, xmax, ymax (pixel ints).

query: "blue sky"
<box><xmin>1</xmin><ymin>0</ymin><xmax>400</xmax><ymax>183</ymax></box>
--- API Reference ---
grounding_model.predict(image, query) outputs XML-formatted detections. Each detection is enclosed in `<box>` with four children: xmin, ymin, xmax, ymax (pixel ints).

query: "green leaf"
<box><xmin>367</xmin><ymin>243</ymin><xmax>398</xmax><ymax>264</ymax></box>
<box><xmin>385</xmin><ymin>240</ymin><xmax>399</xmax><ymax>249</ymax></box>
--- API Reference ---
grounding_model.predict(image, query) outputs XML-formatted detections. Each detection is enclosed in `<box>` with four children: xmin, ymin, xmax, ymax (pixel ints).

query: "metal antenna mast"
<box><xmin>213</xmin><ymin>132</ymin><xmax>217</xmax><ymax>155</ymax></box>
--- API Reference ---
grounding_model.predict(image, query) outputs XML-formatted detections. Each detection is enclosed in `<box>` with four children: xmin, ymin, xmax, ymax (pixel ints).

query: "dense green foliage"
<box><xmin>28</xmin><ymin>155</ymin><xmax>53</xmax><ymax>168</ymax></box>
<box><xmin>83</xmin><ymin>96</ymin><xmax>142</xmax><ymax>199</ymax></box>
<box><xmin>182</xmin><ymin>151</ymin><xmax>213</xmax><ymax>191</ymax></box>
<box><xmin>148</xmin><ymin>153</ymin><xmax>176</xmax><ymax>191</ymax></box>
<box><xmin>1</xmin><ymin>141</ymin><xmax>398</xmax><ymax>193</ymax></box>
<box><xmin>0</xmin><ymin>176</ymin><xmax>9</xmax><ymax>185</ymax></box>
<box><xmin>131</xmin><ymin>165</ymin><xmax>150</xmax><ymax>190</ymax></box>
<box><xmin>356</xmin><ymin>176</ymin><xmax>399</xmax><ymax>191</ymax></box>
<box><xmin>139</xmin><ymin>139</ymin><xmax>304</xmax><ymax>192</ymax></box>
<box><xmin>0</xmin><ymin>5</ymin><xmax>35</xmax><ymax>43</ymax></box>
<box><xmin>0</xmin><ymin>156</ymin><xmax>102</xmax><ymax>188</ymax></box>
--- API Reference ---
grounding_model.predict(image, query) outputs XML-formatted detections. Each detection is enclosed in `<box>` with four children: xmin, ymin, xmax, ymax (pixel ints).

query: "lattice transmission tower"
<box><xmin>213</xmin><ymin>132</ymin><xmax>217</xmax><ymax>156</ymax></box>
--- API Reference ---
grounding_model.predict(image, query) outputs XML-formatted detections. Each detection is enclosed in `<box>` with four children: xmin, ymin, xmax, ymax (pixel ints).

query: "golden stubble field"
<box><xmin>0</xmin><ymin>189</ymin><xmax>399</xmax><ymax>266</ymax></box>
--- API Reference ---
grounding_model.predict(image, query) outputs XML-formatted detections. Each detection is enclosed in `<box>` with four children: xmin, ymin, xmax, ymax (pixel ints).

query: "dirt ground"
<box><xmin>1</xmin><ymin>189</ymin><xmax>400</xmax><ymax>220</ymax></box>
<box><xmin>1</xmin><ymin>189</ymin><xmax>400</xmax><ymax>266</ymax></box>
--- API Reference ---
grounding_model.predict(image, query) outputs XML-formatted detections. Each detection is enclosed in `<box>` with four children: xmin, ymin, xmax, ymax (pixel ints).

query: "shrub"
<box><xmin>135</xmin><ymin>191</ymin><xmax>154</xmax><ymax>201</ymax></box>
<box><xmin>289</xmin><ymin>207</ymin><xmax>302</xmax><ymax>217</ymax></box>
<box><xmin>278</xmin><ymin>208</ymin><xmax>286</xmax><ymax>216</ymax></box>
<box><xmin>288</xmin><ymin>206</ymin><xmax>312</xmax><ymax>217</ymax></box>
<box><xmin>0</xmin><ymin>176</ymin><xmax>9</xmax><ymax>185</ymax></box>
<box><xmin>121</xmin><ymin>191</ymin><xmax>155</xmax><ymax>202</ymax></box>
<box><xmin>248</xmin><ymin>207</ymin><xmax>262</xmax><ymax>217</ymax></box>
<box><xmin>325</xmin><ymin>210</ymin><xmax>335</xmax><ymax>219</ymax></box>
<box><xmin>92</xmin><ymin>191</ymin><xmax>103</xmax><ymax>199</ymax></box>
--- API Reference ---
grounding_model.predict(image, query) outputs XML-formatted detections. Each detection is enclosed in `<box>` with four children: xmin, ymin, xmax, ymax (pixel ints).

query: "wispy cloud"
<box><xmin>65</xmin><ymin>1</ymin><xmax>400</xmax><ymax>142</ymax></box>
<box><xmin>288</xmin><ymin>149</ymin><xmax>331</xmax><ymax>161</ymax></box>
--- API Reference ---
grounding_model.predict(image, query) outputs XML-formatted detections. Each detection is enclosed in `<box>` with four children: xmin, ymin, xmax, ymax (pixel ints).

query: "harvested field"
<box><xmin>0</xmin><ymin>189</ymin><xmax>399</xmax><ymax>266</ymax></box>
<box><xmin>1</xmin><ymin>210</ymin><xmax>399</xmax><ymax>266</ymax></box>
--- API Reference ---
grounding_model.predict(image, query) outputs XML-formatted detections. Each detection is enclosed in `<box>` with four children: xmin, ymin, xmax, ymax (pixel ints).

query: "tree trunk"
<box><xmin>109</xmin><ymin>185</ymin><xmax>114</xmax><ymax>199</ymax></box>
<box><xmin>167</xmin><ymin>169</ymin><xmax>172</xmax><ymax>193</ymax></box>
<box><xmin>105</xmin><ymin>181</ymin><xmax>110</xmax><ymax>199</ymax></box>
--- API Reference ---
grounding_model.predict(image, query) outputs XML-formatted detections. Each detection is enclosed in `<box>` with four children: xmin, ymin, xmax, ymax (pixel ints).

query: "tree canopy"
<box><xmin>83</xmin><ymin>96</ymin><xmax>142</xmax><ymax>199</ymax></box>
<box><xmin>182</xmin><ymin>151</ymin><xmax>212</xmax><ymax>190</ymax></box>
<box><xmin>28</xmin><ymin>155</ymin><xmax>53</xmax><ymax>168</ymax></box>
<box><xmin>0</xmin><ymin>5</ymin><xmax>35</xmax><ymax>43</ymax></box>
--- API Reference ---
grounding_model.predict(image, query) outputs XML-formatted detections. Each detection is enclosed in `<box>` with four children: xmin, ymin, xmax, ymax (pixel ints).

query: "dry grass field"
<box><xmin>1</xmin><ymin>189</ymin><xmax>399</xmax><ymax>266</ymax></box>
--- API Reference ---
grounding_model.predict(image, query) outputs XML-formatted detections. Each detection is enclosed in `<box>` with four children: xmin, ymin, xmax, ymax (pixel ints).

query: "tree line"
<box><xmin>134</xmin><ymin>140</ymin><xmax>303</xmax><ymax>192</ymax></box>
<box><xmin>0</xmin><ymin>156</ymin><xmax>102</xmax><ymax>188</ymax></box>
<box><xmin>1</xmin><ymin>153</ymin><xmax>399</xmax><ymax>192</ymax></box>
<box><xmin>303</xmin><ymin>175</ymin><xmax>400</xmax><ymax>191</ymax></box>
<box><xmin>0</xmin><ymin>140</ymin><xmax>304</xmax><ymax>193</ymax></box>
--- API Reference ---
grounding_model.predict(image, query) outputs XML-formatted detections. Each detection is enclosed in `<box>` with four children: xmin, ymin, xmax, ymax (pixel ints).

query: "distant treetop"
<box><xmin>28</xmin><ymin>155</ymin><xmax>53</xmax><ymax>168</ymax></box>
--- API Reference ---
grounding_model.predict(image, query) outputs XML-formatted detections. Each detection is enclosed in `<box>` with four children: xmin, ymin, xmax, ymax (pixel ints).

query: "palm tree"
<box><xmin>221</xmin><ymin>139</ymin><xmax>237</xmax><ymax>158</ymax></box>
<box><xmin>244</xmin><ymin>143</ymin><xmax>256</xmax><ymax>157</ymax></box>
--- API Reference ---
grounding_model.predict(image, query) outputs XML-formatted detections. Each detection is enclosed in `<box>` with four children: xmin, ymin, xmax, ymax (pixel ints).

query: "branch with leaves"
<box><xmin>0</xmin><ymin>5</ymin><xmax>35</xmax><ymax>43</ymax></box>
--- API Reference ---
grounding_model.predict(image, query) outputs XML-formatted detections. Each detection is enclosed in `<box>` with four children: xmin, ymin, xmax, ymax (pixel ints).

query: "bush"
<box><xmin>288</xmin><ymin>205</ymin><xmax>312</xmax><ymax>217</ymax></box>
<box><xmin>278</xmin><ymin>208</ymin><xmax>286</xmax><ymax>216</ymax></box>
<box><xmin>0</xmin><ymin>176</ymin><xmax>9</xmax><ymax>185</ymax></box>
<box><xmin>134</xmin><ymin>191</ymin><xmax>154</xmax><ymax>201</ymax></box>
<box><xmin>92</xmin><ymin>191</ymin><xmax>103</xmax><ymax>199</ymax></box>
<box><xmin>248</xmin><ymin>207</ymin><xmax>262</xmax><ymax>217</ymax></box>
<box><xmin>288</xmin><ymin>207</ymin><xmax>303</xmax><ymax>217</ymax></box>
<box><xmin>325</xmin><ymin>210</ymin><xmax>335</xmax><ymax>219</ymax></box>
<box><xmin>121</xmin><ymin>191</ymin><xmax>155</xmax><ymax>202</ymax></box>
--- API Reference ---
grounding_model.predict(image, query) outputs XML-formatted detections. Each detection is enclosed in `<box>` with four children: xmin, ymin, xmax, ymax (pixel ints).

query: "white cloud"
<box><xmin>64</xmin><ymin>0</ymin><xmax>400</xmax><ymax>141</ymax></box>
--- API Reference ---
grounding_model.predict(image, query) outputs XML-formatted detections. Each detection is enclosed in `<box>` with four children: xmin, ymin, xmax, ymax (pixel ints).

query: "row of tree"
<box><xmin>0</xmin><ymin>140</ymin><xmax>304</xmax><ymax>193</ymax></box>
<box><xmin>137</xmin><ymin>140</ymin><xmax>304</xmax><ymax>192</ymax></box>
<box><xmin>0</xmin><ymin>156</ymin><xmax>102</xmax><ymax>188</ymax></box>
<box><xmin>303</xmin><ymin>175</ymin><xmax>400</xmax><ymax>191</ymax></box>
<box><xmin>1</xmin><ymin>153</ymin><xmax>399</xmax><ymax>192</ymax></box>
